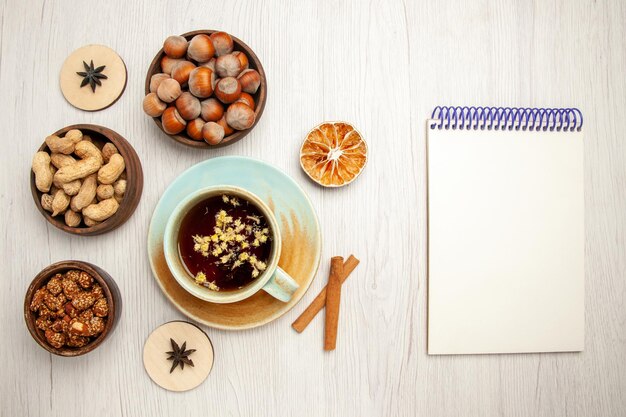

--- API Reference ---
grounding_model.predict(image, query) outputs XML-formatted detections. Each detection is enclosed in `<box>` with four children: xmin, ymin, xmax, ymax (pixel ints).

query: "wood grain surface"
<box><xmin>1</xmin><ymin>0</ymin><xmax>625</xmax><ymax>416</ymax></box>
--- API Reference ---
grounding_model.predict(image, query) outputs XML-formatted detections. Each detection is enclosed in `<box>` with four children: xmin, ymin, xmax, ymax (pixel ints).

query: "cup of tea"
<box><xmin>163</xmin><ymin>185</ymin><xmax>299</xmax><ymax>303</ymax></box>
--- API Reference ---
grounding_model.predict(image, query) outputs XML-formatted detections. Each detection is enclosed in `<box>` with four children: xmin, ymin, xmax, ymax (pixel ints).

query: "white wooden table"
<box><xmin>2</xmin><ymin>1</ymin><xmax>625</xmax><ymax>416</ymax></box>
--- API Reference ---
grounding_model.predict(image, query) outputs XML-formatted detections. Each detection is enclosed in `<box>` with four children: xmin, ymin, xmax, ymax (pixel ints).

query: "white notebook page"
<box><xmin>427</xmin><ymin>125</ymin><xmax>584</xmax><ymax>354</ymax></box>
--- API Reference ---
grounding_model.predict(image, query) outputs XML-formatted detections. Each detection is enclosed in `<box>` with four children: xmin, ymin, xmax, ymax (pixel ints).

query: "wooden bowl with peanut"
<box><xmin>30</xmin><ymin>124</ymin><xmax>143</xmax><ymax>236</ymax></box>
<box><xmin>24</xmin><ymin>260</ymin><xmax>122</xmax><ymax>357</ymax></box>
<box><xmin>144</xmin><ymin>30</ymin><xmax>267</xmax><ymax>148</ymax></box>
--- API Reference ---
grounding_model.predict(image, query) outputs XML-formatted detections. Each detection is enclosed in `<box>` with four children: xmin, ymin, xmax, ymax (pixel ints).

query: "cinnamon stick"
<box><xmin>324</xmin><ymin>256</ymin><xmax>344</xmax><ymax>351</ymax></box>
<box><xmin>292</xmin><ymin>255</ymin><xmax>359</xmax><ymax>333</ymax></box>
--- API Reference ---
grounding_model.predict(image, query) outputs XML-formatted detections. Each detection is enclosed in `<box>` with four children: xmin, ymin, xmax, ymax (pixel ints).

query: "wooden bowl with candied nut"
<box><xmin>24</xmin><ymin>260</ymin><xmax>122</xmax><ymax>357</ymax></box>
<box><xmin>30</xmin><ymin>124</ymin><xmax>143</xmax><ymax>236</ymax></box>
<box><xmin>144</xmin><ymin>30</ymin><xmax>267</xmax><ymax>148</ymax></box>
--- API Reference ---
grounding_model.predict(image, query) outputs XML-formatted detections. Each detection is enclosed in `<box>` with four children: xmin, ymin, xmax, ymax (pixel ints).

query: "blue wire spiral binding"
<box><xmin>430</xmin><ymin>106</ymin><xmax>583</xmax><ymax>131</ymax></box>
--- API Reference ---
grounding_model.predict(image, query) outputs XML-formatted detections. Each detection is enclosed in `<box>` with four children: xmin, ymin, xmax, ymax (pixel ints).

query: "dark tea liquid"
<box><xmin>178</xmin><ymin>195</ymin><xmax>272</xmax><ymax>291</ymax></box>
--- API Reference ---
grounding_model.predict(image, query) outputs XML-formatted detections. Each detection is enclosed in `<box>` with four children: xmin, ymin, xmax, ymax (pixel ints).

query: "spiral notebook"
<box><xmin>427</xmin><ymin>107</ymin><xmax>584</xmax><ymax>355</ymax></box>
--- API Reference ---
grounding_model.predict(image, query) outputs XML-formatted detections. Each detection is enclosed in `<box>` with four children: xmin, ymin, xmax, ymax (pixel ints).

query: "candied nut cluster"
<box><xmin>30</xmin><ymin>269</ymin><xmax>109</xmax><ymax>349</ymax></box>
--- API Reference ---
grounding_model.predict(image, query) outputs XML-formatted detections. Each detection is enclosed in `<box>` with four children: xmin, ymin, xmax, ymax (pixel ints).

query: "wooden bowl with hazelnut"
<box><xmin>144</xmin><ymin>30</ymin><xmax>267</xmax><ymax>148</ymax></box>
<box><xmin>24</xmin><ymin>260</ymin><xmax>122</xmax><ymax>357</ymax></box>
<box><xmin>30</xmin><ymin>124</ymin><xmax>144</xmax><ymax>236</ymax></box>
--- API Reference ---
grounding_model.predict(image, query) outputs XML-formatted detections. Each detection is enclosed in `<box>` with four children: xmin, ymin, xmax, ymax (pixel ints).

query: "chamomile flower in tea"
<box><xmin>177</xmin><ymin>194</ymin><xmax>272</xmax><ymax>291</ymax></box>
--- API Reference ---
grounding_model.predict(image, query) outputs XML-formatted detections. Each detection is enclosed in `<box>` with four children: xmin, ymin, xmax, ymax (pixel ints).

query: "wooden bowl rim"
<box><xmin>23</xmin><ymin>260</ymin><xmax>119</xmax><ymax>357</ymax></box>
<box><xmin>144</xmin><ymin>29</ymin><xmax>267</xmax><ymax>149</ymax></box>
<box><xmin>30</xmin><ymin>123</ymin><xmax>143</xmax><ymax>236</ymax></box>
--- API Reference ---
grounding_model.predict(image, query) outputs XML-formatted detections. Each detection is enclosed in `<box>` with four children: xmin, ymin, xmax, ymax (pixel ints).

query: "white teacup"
<box><xmin>163</xmin><ymin>185</ymin><xmax>299</xmax><ymax>303</ymax></box>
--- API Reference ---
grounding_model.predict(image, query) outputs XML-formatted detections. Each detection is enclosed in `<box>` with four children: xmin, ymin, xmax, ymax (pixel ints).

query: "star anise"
<box><xmin>76</xmin><ymin>60</ymin><xmax>108</xmax><ymax>93</ymax></box>
<box><xmin>165</xmin><ymin>338</ymin><xmax>196</xmax><ymax>373</ymax></box>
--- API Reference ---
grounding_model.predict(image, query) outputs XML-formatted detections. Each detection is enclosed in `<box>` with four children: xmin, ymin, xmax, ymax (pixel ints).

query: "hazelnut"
<box><xmin>200</xmin><ymin>98</ymin><xmax>224</xmax><ymax>122</ymax></box>
<box><xmin>232</xmin><ymin>51</ymin><xmax>249</xmax><ymax>70</ymax></box>
<box><xmin>161</xmin><ymin>107</ymin><xmax>187</xmax><ymax>134</ymax></box>
<box><xmin>216</xmin><ymin>116</ymin><xmax>235</xmax><ymax>136</ymax></box>
<box><xmin>186</xmin><ymin>118</ymin><xmax>205</xmax><ymax>140</ymax></box>
<box><xmin>156</xmin><ymin>78</ymin><xmax>182</xmax><ymax>103</ymax></box>
<box><xmin>225</xmin><ymin>102</ymin><xmax>256</xmax><ymax>130</ymax></box>
<box><xmin>215</xmin><ymin>53</ymin><xmax>243</xmax><ymax>78</ymax></box>
<box><xmin>235</xmin><ymin>92</ymin><xmax>255</xmax><ymax>110</ymax></box>
<box><xmin>149</xmin><ymin>73</ymin><xmax>170</xmax><ymax>93</ymax></box>
<box><xmin>214</xmin><ymin>77</ymin><xmax>241</xmax><ymax>103</ymax></box>
<box><xmin>160</xmin><ymin>56</ymin><xmax>184</xmax><ymax>74</ymax></box>
<box><xmin>143</xmin><ymin>93</ymin><xmax>167</xmax><ymax>117</ymax></box>
<box><xmin>187</xmin><ymin>34</ymin><xmax>215</xmax><ymax>63</ymax></box>
<box><xmin>187</xmin><ymin>67</ymin><xmax>213</xmax><ymax>98</ymax></box>
<box><xmin>201</xmin><ymin>57</ymin><xmax>216</xmax><ymax>71</ymax></box>
<box><xmin>210</xmin><ymin>32</ymin><xmax>234</xmax><ymax>56</ymax></box>
<box><xmin>163</xmin><ymin>35</ymin><xmax>188</xmax><ymax>58</ymax></box>
<box><xmin>202</xmin><ymin>122</ymin><xmax>225</xmax><ymax>145</ymax></box>
<box><xmin>170</xmin><ymin>60</ymin><xmax>196</xmax><ymax>86</ymax></box>
<box><xmin>237</xmin><ymin>69</ymin><xmax>261</xmax><ymax>94</ymax></box>
<box><xmin>175</xmin><ymin>91</ymin><xmax>201</xmax><ymax>120</ymax></box>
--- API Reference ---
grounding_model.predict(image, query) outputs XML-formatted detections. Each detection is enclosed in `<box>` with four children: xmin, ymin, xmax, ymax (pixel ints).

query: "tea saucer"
<box><xmin>147</xmin><ymin>156</ymin><xmax>322</xmax><ymax>330</ymax></box>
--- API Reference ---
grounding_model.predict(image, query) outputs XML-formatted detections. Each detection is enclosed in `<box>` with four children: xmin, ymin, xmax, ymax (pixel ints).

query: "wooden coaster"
<box><xmin>60</xmin><ymin>44</ymin><xmax>127</xmax><ymax>111</ymax></box>
<box><xmin>143</xmin><ymin>321</ymin><xmax>214</xmax><ymax>392</ymax></box>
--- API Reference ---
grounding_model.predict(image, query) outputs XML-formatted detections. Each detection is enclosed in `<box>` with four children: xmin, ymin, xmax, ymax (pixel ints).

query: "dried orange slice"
<box><xmin>299</xmin><ymin>122</ymin><xmax>367</xmax><ymax>187</ymax></box>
